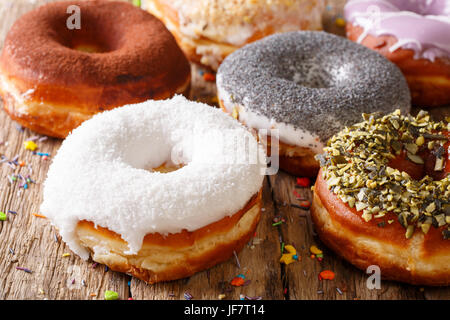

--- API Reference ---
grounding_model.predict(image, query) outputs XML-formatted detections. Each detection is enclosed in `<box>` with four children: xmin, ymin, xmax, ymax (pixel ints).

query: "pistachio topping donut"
<box><xmin>217</xmin><ymin>31</ymin><xmax>411</xmax><ymax>177</ymax></box>
<box><xmin>40</xmin><ymin>96</ymin><xmax>266</xmax><ymax>284</ymax></box>
<box><xmin>312</xmin><ymin>110</ymin><xmax>450</xmax><ymax>285</ymax></box>
<box><xmin>0</xmin><ymin>1</ymin><xmax>191</xmax><ymax>138</ymax></box>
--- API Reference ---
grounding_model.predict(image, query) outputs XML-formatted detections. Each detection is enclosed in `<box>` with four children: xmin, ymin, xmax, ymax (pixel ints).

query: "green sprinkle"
<box><xmin>104</xmin><ymin>290</ymin><xmax>119</xmax><ymax>300</ymax></box>
<box><xmin>0</xmin><ymin>212</ymin><xmax>6</xmax><ymax>221</ymax></box>
<box><xmin>272</xmin><ymin>221</ymin><xmax>283</xmax><ymax>227</ymax></box>
<box><xmin>132</xmin><ymin>0</ymin><xmax>141</xmax><ymax>7</ymax></box>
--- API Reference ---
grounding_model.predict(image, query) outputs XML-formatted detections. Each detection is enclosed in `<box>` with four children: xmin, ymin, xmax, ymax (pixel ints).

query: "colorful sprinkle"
<box><xmin>184</xmin><ymin>292</ymin><xmax>193</xmax><ymax>300</ymax></box>
<box><xmin>0</xmin><ymin>212</ymin><xmax>6</xmax><ymax>221</ymax></box>
<box><xmin>233</xmin><ymin>250</ymin><xmax>241</xmax><ymax>269</ymax></box>
<box><xmin>16</xmin><ymin>267</ymin><xmax>32</xmax><ymax>273</ymax></box>
<box><xmin>23</xmin><ymin>141</ymin><xmax>38</xmax><ymax>151</ymax></box>
<box><xmin>319</xmin><ymin>270</ymin><xmax>335</xmax><ymax>280</ymax></box>
<box><xmin>62</xmin><ymin>253</ymin><xmax>71</xmax><ymax>258</ymax></box>
<box><xmin>203</xmin><ymin>72</ymin><xmax>216</xmax><ymax>82</ymax></box>
<box><xmin>335</xmin><ymin>17</ymin><xmax>346</xmax><ymax>27</ymax></box>
<box><xmin>231</xmin><ymin>274</ymin><xmax>246</xmax><ymax>287</ymax></box>
<box><xmin>310</xmin><ymin>245</ymin><xmax>323</xmax><ymax>255</ymax></box>
<box><xmin>104</xmin><ymin>290</ymin><xmax>119</xmax><ymax>300</ymax></box>
<box><xmin>298</xmin><ymin>200</ymin><xmax>311</xmax><ymax>209</ymax></box>
<box><xmin>280</xmin><ymin>245</ymin><xmax>298</xmax><ymax>265</ymax></box>
<box><xmin>296</xmin><ymin>177</ymin><xmax>311</xmax><ymax>187</ymax></box>
<box><xmin>32</xmin><ymin>213</ymin><xmax>47</xmax><ymax>219</ymax></box>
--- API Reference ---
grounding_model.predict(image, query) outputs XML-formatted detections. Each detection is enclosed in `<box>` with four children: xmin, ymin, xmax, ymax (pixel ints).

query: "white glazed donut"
<box><xmin>41</xmin><ymin>95</ymin><xmax>266</xmax><ymax>283</ymax></box>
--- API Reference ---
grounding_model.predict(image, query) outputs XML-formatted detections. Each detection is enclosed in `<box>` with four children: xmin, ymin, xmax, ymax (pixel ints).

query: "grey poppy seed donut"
<box><xmin>217</xmin><ymin>31</ymin><xmax>411</xmax><ymax>150</ymax></box>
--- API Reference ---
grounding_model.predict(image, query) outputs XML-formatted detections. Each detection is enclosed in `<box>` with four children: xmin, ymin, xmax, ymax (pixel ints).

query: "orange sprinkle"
<box><xmin>230</xmin><ymin>274</ymin><xmax>246</xmax><ymax>287</ymax></box>
<box><xmin>203</xmin><ymin>72</ymin><xmax>216</xmax><ymax>82</ymax></box>
<box><xmin>90</xmin><ymin>293</ymin><xmax>97</xmax><ymax>297</ymax></box>
<box><xmin>19</xmin><ymin>161</ymin><xmax>26</xmax><ymax>167</ymax></box>
<box><xmin>319</xmin><ymin>270</ymin><xmax>335</xmax><ymax>280</ymax></box>
<box><xmin>33</xmin><ymin>213</ymin><xmax>47</xmax><ymax>219</ymax></box>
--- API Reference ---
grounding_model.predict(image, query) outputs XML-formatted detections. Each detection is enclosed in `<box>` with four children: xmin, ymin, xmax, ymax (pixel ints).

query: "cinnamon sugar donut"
<box><xmin>312</xmin><ymin>110</ymin><xmax>450</xmax><ymax>285</ymax></box>
<box><xmin>0</xmin><ymin>1</ymin><xmax>190</xmax><ymax>138</ymax></box>
<box><xmin>40</xmin><ymin>96</ymin><xmax>266</xmax><ymax>284</ymax></box>
<box><xmin>142</xmin><ymin>0</ymin><xmax>325</xmax><ymax>70</ymax></box>
<box><xmin>344</xmin><ymin>0</ymin><xmax>450</xmax><ymax>107</ymax></box>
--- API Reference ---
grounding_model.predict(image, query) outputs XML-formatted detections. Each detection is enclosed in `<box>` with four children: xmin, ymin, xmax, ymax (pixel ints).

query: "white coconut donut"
<box><xmin>40</xmin><ymin>95</ymin><xmax>266</xmax><ymax>283</ymax></box>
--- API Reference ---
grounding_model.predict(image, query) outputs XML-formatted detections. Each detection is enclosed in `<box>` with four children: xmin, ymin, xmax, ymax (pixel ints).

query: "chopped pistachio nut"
<box><xmin>315</xmin><ymin>110</ymin><xmax>449</xmax><ymax>239</ymax></box>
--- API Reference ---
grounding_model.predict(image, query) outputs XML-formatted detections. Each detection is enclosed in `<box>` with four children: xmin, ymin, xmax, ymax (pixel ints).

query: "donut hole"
<box><xmin>279</xmin><ymin>59</ymin><xmax>335</xmax><ymax>89</ymax></box>
<box><xmin>51</xmin><ymin>11</ymin><xmax>124</xmax><ymax>53</ymax></box>
<box><xmin>387</xmin><ymin>151</ymin><xmax>447</xmax><ymax>182</ymax></box>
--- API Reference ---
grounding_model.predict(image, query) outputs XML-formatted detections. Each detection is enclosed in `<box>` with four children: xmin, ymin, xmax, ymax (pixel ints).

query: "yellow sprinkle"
<box><xmin>218</xmin><ymin>294</ymin><xmax>226</xmax><ymax>300</ymax></box>
<box><xmin>232</xmin><ymin>107</ymin><xmax>239</xmax><ymax>119</ymax></box>
<box><xmin>280</xmin><ymin>253</ymin><xmax>296</xmax><ymax>265</ymax></box>
<box><xmin>38</xmin><ymin>288</ymin><xmax>45</xmax><ymax>295</ymax></box>
<box><xmin>284</xmin><ymin>244</ymin><xmax>296</xmax><ymax>255</ymax></box>
<box><xmin>24</xmin><ymin>140</ymin><xmax>38</xmax><ymax>151</ymax></box>
<box><xmin>310</xmin><ymin>245</ymin><xmax>322</xmax><ymax>255</ymax></box>
<box><xmin>335</xmin><ymin>17</ymin><xmax>346</xmax><ymax>27</ymax></box>
<box><xmin>62</xmin><ymin>253</ymin><xmax>71</xmax><ymax>258</ymax></box>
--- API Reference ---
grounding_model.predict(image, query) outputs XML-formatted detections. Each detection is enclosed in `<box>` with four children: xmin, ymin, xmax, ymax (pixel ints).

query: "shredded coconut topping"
<box><xmin>41</xmin><ymin>96</ymin><xmax>266</xmax><ymax>259</ymax></box>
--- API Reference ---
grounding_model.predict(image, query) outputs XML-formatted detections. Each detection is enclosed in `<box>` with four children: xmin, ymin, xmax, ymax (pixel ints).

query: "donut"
<box><xmin>142</xmin><ymin>0</ymin><xmax>325</xmax><ymax>70</ymax></box>
<box><xmin>0</xmin><ymin>1</ymin><xmax>191</xmax><ymax>138</ymax></box>
<box><xmin>344</xmin><ymin>0</ymin><xmax>450</xmax><ymax>107</ymax></box>
<box><xmin>217</xmin><ymin>31</ymin><xmax>411</xmax><ymax>177</ymax></box>
<box><xmin>40</xmin><ymin>95</ymin><xmax>266</xmax><ymax>284</ymax></box>
<box><xmin>311</xmin><ymin>110</ymin><xmax>450</xmax><ymax>285</ymax></box>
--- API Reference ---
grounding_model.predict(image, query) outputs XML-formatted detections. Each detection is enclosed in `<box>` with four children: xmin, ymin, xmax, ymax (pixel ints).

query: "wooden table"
<box><xmin>0</xmin><ymin>0</ymin><xmax>448</xmax><ymax>300</ymax></box>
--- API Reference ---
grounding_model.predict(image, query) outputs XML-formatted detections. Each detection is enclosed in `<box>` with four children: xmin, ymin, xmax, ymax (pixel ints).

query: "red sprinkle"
<box><xmin>296</xmin><ymin>177</ymin><xmax>311</xmax><ymax>187</ymax></box>
<box><xmin>203</xmin><ymin>73</ymin><xmax>216</xmax><ymax>82</ymax></box>
<box><xmin>299</xmin><ymin>200</ymin><xmax>311</xmax><ymax>209</ymax></box>
<box><xmin>231</xmin><ymin>275</ymin><xmax>246</xmax><ymax>287</ymax></box>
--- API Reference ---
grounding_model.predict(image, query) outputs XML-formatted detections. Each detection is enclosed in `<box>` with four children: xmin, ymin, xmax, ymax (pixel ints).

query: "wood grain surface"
<box><xmin>0</xmin><ymin>0</ymin><xmax>448</xmax><ymax>300</ymax></box>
